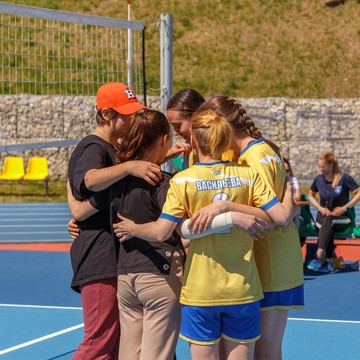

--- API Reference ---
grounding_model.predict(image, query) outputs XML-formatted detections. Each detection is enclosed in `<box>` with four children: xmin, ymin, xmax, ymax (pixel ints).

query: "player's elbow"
<box><xmin>268</xmin><ymin>210</ymin><xmax>292</xmax><ymax>226</ymax></box>
<box><xmin>273</xmin><ymin>218</ymin><xmax>288</xmax><ymax>226</ymax></box>
<box><xmin>71</xmin><ymin>208</ymin><xmax>88</xmax><ymax>222</ymax></box>
<box><xmin>153</xmin><ymin>233</ymin><xmax>169</xmax><ymax>242</ymax></box>
<box><xmin>152</xmin><ymin>228</ymin><xmax>174</xmax><ymax>242</ymax></box>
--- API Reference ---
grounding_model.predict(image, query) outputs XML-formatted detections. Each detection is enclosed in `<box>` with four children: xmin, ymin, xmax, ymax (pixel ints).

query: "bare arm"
<box><xmin>180</xmin><ymin>211</ymin><xmax>271</xmax><ymax>240</ymax></box>
<box><xmin>162</xmin><ymin>141</ymin><xmax>191</xmax><ymax>163</ymax></box>
<box><xmin>113</xmin><ymin>214</ymin><xmax>177</xmax><ymax>243</ymax></box>
<box><xmin>187</xmin><ymin>182</ymin><xmax>296</xmax><ymax>233</ymax></box>
<box><xmin>265</xmin><ymin>182</ymin><xmax>296</xmax><ymax>226</ymax></box>
<box><xmin>67</xmin><ymin>180</ymin><xmax>98</xmax><ymax>221</ymax></box>
<box><xmin>84</xmin><ymin>160</ymin><xmax>162</xmax><ymax>191</ymax></box>
<box><xmin>187</xmin><ymin>200</ymin><xmax>271</xmax><ymax>234</ymax></box>
<box><xmin>308</xmin><ymin>190</ymin><xmax>331</xmax><ymax>216</ymax></box>
<box><xmin>332</xmin><ymin>188</ymin><xmax>360</xmax><ymax>216</ymax></box>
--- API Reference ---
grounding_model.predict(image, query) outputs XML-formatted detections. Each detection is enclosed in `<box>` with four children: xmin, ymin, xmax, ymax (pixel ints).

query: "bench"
<box><xmin>298</xmin><ymin>195</ymin><xmax>360</xmax><ymax>263</ymax></box>
<box><xmin>0</xmin><ymin>156</ymin><xmax>49</xmax><ymax>196</ymax></box>
<box><xmin>302</xmin><ymin>237</ymin><xmax>360</xmax><ymax>262</ymax></box>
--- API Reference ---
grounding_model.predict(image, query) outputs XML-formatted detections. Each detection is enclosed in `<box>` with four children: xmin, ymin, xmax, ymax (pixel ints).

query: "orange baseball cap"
<box><xmin>96</xmin><ymin>82</ymin><xmax>146</xmax><ymax>115</ymax></box>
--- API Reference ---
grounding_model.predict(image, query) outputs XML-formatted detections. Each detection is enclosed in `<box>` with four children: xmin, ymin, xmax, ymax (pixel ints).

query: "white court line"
<box><xmin>0</xmin><ymin>303</ymin><xmax>82</xmax><ymax>310</ymax></box>
<box><xmin>0</xmin><ymin>323</ymin><xmax>84</xmax><ymax>355</ymax></box>
<box><xmin>288</xmin><ymin>317</ymin><xmax>360</xmax><ymax>324</ymax></box>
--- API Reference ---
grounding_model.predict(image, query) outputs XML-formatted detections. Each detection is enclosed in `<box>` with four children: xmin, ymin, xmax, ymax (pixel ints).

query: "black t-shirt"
<box><xmin>106</xmin><ymin>172</ymin><xmax>185</xmax><ymax>275</ymax></box>
<box><xmin>68</xmin><ymin>134</ymin><xmax>118</xmax><ymax>292</ymax></box>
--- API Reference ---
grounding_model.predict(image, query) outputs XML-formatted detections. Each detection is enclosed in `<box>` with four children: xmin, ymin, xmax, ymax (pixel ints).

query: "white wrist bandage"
<box><xmin>180</xmin><ymin>211</ymin><xmax>233</xmax><ymax>239</ymax></box>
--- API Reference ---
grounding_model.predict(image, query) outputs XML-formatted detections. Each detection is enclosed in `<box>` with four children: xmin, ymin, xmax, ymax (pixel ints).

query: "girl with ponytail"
<box><xmin>114</xmin><ymin>109</ymin><xmax>295</xmax><ymax>360</ymax></box>
<box><xmin>307</xmin><ymin>151</ymin><xmax>360</xmax><ymax>272</ymax></box>
<box><xmin>188</xmin><ymin>95</ymin><xmax>304</xmax><ymax>360</ymax></box>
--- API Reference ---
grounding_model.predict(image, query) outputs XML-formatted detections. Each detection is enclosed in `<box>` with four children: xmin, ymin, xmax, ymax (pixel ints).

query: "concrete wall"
<box><xmin>1</xmin><ymin>95</ymin><xmax>359</xmax><ymax>186</ymax></box>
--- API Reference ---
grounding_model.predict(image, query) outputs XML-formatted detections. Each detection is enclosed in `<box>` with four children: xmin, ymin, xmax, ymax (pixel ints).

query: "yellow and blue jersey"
<box><xmin>239</xmin><ymin>137</ymin><xmax>304</xmax><ymax>291</ymax></box>
<box><xmin>160</xmin><ymin>160</ymin><xmax>278</xmax><ymax>306</ymax></box>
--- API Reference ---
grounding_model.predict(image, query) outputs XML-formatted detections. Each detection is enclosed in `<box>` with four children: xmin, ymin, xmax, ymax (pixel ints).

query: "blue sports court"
<box><xmin>0</xmin><ymin>202</ymin><xmax>360</xmax><ymax>359</ymax></box>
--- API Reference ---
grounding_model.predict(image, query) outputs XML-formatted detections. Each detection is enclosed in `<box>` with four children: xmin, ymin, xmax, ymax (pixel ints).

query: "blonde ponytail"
<box><xmin>191</xmin><ymin>110</ymin><xmax>232</xmax><ymax>159</ymax></box>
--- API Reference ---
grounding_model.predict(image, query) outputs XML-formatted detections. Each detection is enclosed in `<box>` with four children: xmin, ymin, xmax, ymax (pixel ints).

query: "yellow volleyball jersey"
<box><xmin>239</xmin><ymin>137</ymin><xmax>304</xmax><ymax>291</ymax></box>
<box><xmin>188</xmin><ymin>149</ymin><xmax>234</xmax><ymax>168</ymax></box>
<box><xmin>161</xmin><ymin>160</ymin><xmax>277</xmax><ymax>306</ymax></box>
<box><xmin>221</xmin><ymin>149</ymin><xmax>238</xmax><ymax>162</ymax></box>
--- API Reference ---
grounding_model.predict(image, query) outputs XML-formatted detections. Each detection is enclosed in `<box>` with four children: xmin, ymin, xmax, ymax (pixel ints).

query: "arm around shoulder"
<box><xmin>85</xmin><ymin>160</ymin><xmax>162</xmax><ymax>191</ymax></box>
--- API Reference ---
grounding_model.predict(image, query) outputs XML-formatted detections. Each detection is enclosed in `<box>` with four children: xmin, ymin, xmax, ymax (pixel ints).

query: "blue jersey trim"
<box><xmin>159</xmin><ymin>212</ymin><xmax>182</xmax><ymax>223</ymax></box>
<box><xmin>195</xmin><ymin>160</ymin><xmax>230</xmax><ymax>166</ymax></box>
<box><xmin>240</xmin><ymin>137</ymin><xmax>265</xmax><ymax>156</ymax></box>
<box><xmin>259</xmin><ymin>196</ymin><xmax>279</xmax><ymax>211</ymax></box>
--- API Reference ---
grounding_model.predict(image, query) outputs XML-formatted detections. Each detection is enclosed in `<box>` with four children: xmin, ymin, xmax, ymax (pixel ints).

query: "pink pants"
<box><xmin>72</xmin><ymin>277</ymin><xmax>120</xmax><ymax>360</ymax></box>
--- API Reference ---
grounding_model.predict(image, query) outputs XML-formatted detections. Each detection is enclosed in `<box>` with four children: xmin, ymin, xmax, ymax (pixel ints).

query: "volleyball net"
<box><xmin>0</xmin><ymin>2</ymin><xmax>146</xmax><ymax>96</ymax></box>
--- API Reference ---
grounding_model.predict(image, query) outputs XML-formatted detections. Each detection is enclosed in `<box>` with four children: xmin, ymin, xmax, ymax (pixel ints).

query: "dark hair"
<box><xmin>283</xmin><ymin>157</ymin><xmax>294</xmax><ymax>177</ymax></box>
<box><xmin>96</xmin><ymin>108</ymin><xmax>122</xmax><ymax>126</ymax></box>
<box><xmin>198</xmin><ymin>95</ymin><xmax>282</xmax><ymax>158</ymax></box>
<box><xmin>191</xmin><ymin>109</ymin><xmax>232</xmax><ymax>159</ymax></box>
<box><xmin>166</xmin><ymin>88</ymin><xmax>205</xmax><ymax>119</ymax></box>
<box><xmin>116</xmin><ymin>109</ymin><xmax>170</xmax><ymax>163</ymax></box>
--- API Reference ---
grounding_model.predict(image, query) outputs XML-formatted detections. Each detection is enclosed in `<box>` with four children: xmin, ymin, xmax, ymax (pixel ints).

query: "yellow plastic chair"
<box><xmin>23</xmin><ymin>157</ymin><xmax>49</xmax><ymax>196</ymax></box>
<box><xmin>0</xmin><ymin>157</ymin><xmax>25</xmax><ymax>180</ymax></box>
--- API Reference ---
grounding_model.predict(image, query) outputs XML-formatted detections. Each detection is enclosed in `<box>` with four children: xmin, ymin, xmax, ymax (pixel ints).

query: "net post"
<box><xmin>160</xmin><ymin>13</ymin><xmax>174</xmax><ymax>173</ymax></box>
<box><xmin>127</xmin><ymin>0</ymin><xmax>133</xmax><ymax>88</ymax></box>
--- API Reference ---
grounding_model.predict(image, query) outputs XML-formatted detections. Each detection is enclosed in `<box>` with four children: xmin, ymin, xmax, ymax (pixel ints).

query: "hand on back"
<box><xmin>67</xmin><ymin>218</ymin><xmax>79</xmax><ymax>239</ymax></box>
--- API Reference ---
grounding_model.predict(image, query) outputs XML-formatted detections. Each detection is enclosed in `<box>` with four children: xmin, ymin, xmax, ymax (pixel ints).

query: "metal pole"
<box><xmin>142</xmin><ymin>27</ymin><xmax>147</xmax><ymax>106</ymax></box>
<box><xmin>160</xmin><ymin>13</ymin><xmax>174</xmax><ymax>173</ymax></box>
<box><xmin>160</xmin><ymin>13</ymin><xmax>173</xmax><ymax>115</ymax></box>
<box><xmin>127</xmin><ymin>0</ymin><xmax>133</xmax><ymax>88</ymax></box>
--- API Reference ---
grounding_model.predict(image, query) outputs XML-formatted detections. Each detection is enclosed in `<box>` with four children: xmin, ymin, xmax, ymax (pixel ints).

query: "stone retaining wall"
<box><xmin>1</xmin><ymin>95</ymin><xmax>359</xmax><ymax>186</ymax></box>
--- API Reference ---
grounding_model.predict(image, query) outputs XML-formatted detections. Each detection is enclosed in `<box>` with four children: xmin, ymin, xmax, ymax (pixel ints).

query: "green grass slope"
<box><xmin>2</xmin><ymin>0</ymin><xmax>360</xmax><ymax>98</ymax></box>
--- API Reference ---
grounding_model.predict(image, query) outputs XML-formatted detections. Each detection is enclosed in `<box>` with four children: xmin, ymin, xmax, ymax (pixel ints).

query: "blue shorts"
<box><xmin>179</xmin><ymin>301</ymin><xmax>260</xmax><ymax>345</ymax></box>
<box><xmin>260</xmin><ymin>284</ymin><xmax>304</xmax><ymax>310</ymax></box>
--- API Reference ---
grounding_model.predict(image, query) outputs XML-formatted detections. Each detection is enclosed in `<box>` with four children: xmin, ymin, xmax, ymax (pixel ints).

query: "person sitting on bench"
<box><xmin>307</xmin><ymin>151</ymin><xmax>360</xmax><ymax>273</ymax></box>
